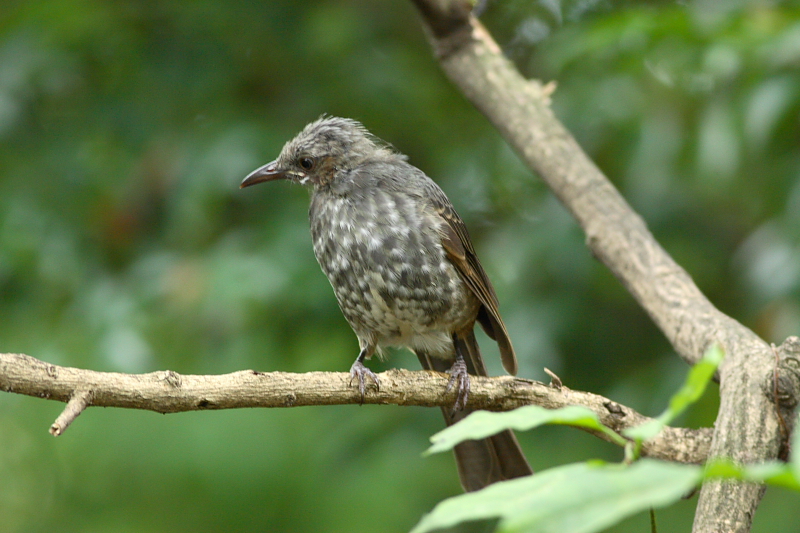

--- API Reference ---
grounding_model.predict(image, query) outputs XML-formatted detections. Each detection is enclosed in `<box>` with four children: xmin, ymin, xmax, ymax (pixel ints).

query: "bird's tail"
<box><xmin>417</xmin><ymin>330</ymin><xmax>533</xmax><ymax>492</ymax></box>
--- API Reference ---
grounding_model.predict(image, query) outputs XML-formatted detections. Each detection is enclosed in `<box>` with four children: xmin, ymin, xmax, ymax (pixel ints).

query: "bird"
<box><xmin>240</xmin><ymin>116</ymin><xmax>532</xmax><ymax>491</ymax></box>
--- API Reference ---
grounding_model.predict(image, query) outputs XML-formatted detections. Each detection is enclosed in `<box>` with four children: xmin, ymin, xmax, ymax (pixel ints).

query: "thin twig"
<box><xmin>50</xmin><ymin>388</ymin><xmax>93</xmax><ymax>436</ymax></box>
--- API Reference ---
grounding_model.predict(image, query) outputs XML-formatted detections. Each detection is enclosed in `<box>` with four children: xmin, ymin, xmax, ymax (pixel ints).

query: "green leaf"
<box><xmin>702</xmin><ymin>458</ymin><xmax>746</xmax><ymax>480</ymax></box>
<box><xmin>426</xmin><ymin>405</ymin><xmax>627</xmax><ymax>455</ymax></box>
<box><xmin>704</xmin><ymin>458</ymin><xmax>800</xmax><ymax>492</ymax></box>
<box><xmin>665</xmin><ymin>343</ymin><xmax>723</xmax><ymax>416</ymax></box>
<box><xmin>743</xmin><ymin>462</ymin><xmax>800</xmax><ymax>491</ymax></box>
<box><xmin>624</xmin><ymin>343</ymin><xmax>723</xmax><ymax>441</ymax></box>
<box><xmin>622</xmin><ymin>418</ymin><xmax>664</xmax><ymax>443</ymax></box>
<box><xmin>411</xmin><ymin>460</ymin><xmax>702</xmax><ymax>533</ymax></box>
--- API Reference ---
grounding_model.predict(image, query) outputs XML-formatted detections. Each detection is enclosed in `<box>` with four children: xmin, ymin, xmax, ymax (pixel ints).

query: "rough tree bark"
<box><xmin>408</xmin><ymin>1</ymin><xmax>797</xmax><ymax>532</ymax></box>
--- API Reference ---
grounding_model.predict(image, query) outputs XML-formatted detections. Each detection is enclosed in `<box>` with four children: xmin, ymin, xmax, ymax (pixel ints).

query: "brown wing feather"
<box><xmin>436</xmin><ymin>203</ymin><xmax>518</xmax><ymax>375</ymax></box>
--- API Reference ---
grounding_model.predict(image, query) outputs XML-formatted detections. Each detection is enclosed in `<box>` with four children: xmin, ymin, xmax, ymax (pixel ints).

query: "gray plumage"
<box><xmin>241</xmin><ymin>116</ymin><xmax>531</xmax><ymax>491</ymax></box>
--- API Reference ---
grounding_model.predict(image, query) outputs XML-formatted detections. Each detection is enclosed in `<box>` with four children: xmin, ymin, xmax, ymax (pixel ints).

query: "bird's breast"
<box><xmin>308</xmin><ymin>189</ymin><xmax>477</xmax><ymax>351</ymax></box>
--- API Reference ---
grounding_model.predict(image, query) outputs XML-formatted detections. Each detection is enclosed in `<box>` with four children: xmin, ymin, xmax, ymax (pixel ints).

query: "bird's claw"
<box><xmin>349</xmin><ymin>360</ymin><xmax>380</xmax><ymax>403</ymax></box>
<box><xmin>445</xmin><ymin>357</ymin><xmax>470</xmax><ymax>411</ymax></box>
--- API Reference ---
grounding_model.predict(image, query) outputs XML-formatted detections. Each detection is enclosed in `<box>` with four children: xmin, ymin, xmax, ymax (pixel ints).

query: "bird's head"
<box><xmin>241</xmin><ymin>116</ymin><xmax>390</xmax><ymax>190</ymax></box>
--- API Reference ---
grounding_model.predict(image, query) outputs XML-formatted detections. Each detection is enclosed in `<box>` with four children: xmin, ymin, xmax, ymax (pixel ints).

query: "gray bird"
<box><xmin>241</xmin><ymin>116</ymin><xmax>532</xmax><ymax>491</ymax></box>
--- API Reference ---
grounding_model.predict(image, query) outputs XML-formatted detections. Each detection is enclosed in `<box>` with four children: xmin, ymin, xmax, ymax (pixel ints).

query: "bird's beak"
<box><xmin>240</xmin><ymin>160</ymin><xmax>285</xmax><ymax>188</ymax></box>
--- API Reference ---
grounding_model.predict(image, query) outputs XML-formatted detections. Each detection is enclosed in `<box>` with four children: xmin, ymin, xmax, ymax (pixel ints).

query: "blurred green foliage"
<box><xmin>1</xmin><ymin>1</ymin><xmax>798</xmax><ymax>532</ymax></box>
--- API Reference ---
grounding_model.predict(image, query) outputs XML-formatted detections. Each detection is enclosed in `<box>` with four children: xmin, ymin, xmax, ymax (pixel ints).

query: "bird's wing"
<box><xmin>432</xmin><ymin>192</ymin><xmax>518</xmax><ymax>376</ymax></box>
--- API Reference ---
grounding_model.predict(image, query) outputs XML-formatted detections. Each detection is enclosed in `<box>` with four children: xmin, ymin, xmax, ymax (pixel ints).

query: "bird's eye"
<box><xmin>299</xmin><ymin>157</ymin><xmax>314</xmax><ymax>171</ymax></box>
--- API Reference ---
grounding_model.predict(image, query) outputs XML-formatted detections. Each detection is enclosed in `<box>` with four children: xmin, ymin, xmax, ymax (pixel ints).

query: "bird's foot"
<box><xmin>349</xmin><ymin>360</ymin><xmax>381</xmax><ymax>403</ymax></box>
<box><xmin>445</xmin><ymin>357</ymin><xmax>470</xmax><ymax>411</ymax></box>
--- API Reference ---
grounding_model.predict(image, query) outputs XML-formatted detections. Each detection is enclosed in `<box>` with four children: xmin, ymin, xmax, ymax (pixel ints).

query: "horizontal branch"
<box><xmin>1</xmin><ymin>352</ymin><xmax>710</xmax><ymax>463</ymax></box>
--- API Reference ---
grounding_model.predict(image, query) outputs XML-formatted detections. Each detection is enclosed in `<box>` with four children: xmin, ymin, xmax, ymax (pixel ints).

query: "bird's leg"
<box><xmin>445</xmin><ymin>345</ymin><xmax>471</xmax><ymax>411</ymax></box>
<box><xmin>349</xmin><ymin>345</ymin><xmax>380</xmax><ymax>403</ymax></box>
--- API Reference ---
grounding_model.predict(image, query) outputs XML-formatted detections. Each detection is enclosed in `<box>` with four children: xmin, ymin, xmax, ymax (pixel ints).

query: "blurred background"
<box><xmin>1</xmin><ymin>0</ymin><xmax>799</xmax><ymax>531</ymax></box>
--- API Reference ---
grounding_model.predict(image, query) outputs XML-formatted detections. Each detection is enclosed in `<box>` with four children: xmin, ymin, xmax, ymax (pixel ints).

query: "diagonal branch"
<box><xmin>411</xmin><ymin>0</ymin><xmax>757</xmax><ymax>368</ymax></box>
<box><xmin>408</xmin><ymin>2</ymin><xmax>788</xmax><ymax>532</ymax></box>
<box><xmin>1</xmin><ymin>352</ymin><xmax>710</xmax><ymax>463</ymax></box>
